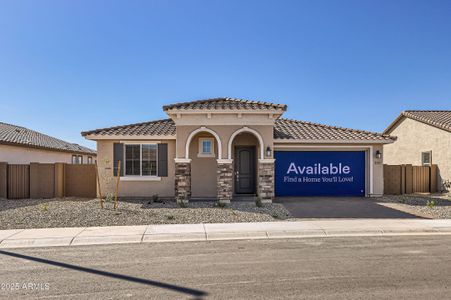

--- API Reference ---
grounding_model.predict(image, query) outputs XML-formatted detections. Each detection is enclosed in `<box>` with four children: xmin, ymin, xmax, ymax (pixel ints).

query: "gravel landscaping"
<box><xmin>377</xmin><ymin>194</ymin><xmax>451</xmax><ymax>219</ymax></box>
<box><xmin>0</xmin><ymin>198</ymin><xmax>291</xmax><ymax>230</ymax></box>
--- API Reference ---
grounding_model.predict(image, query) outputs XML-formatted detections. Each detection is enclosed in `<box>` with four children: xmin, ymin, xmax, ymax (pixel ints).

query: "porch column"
<box><xmin>174</xmin><ymin>158</ymin><xmax>191</xmax><ymax>204</ymax></box>
<box><xmin>217</xmin><ymin>159</ymin><xmax>233</xmax><ymax>204</ymax></box>
<box><xmin>258</xmin><ymin>159</ymin><xmax>275</xmax><ymax>203</ymax></box>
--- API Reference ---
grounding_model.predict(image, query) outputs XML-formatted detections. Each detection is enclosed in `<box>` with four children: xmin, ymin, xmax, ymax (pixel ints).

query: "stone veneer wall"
<box><xmin>175</xmin><ymin>162</ymin><xmax>191</xmax><ymax>203</ymax></box>
<box><xmin>217</xmin><ymin>162</ymin><xmax>233</xmax><ymax>203</ymax></box>
<box><xmin>258</xmin><ymin>161</ymin><xmax>275</xmax><ymax>203</ymax></box>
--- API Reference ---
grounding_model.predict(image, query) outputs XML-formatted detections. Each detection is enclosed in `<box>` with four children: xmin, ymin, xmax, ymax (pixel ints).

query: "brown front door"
<box><xmin>234</xmin><ymin>146</ymin><xmax>256</xmax><ymax>194</ymax></box>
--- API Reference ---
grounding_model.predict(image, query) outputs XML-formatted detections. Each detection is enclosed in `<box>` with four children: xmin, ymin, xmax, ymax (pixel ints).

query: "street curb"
<box><xmin>0</xmin><ymin>220</ymin><xmax>450</xmax><ymax>249</ymax></box>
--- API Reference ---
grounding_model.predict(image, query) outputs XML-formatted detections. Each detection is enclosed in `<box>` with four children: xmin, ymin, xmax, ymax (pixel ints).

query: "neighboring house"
<box><xmin>82</xmin><ymin>98</ymin><xmax>394</xmax><ymax>202</ymax></box>
<box><xmin>383</xmin><ymin>110</ymin><xmax>451</xmax><ymax>191</ymax></box>
<box><xmin>0</xmin><ymin>122</ymin><xmax>96</xmax><ymax>164</ymax></box>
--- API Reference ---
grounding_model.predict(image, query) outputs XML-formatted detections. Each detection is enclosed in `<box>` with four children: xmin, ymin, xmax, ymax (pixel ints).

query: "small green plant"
<box><xmin>166</xmin><ymin>215</ymin><xmax>174</xmax><ymax>220</ymax></box>
<box><xmin>272</xmin><ymin>213</ymin><xmax>280</xmax><ymax>219</ymax></box>
<box><xmin>105</xmin><ymin>193</ymin><xmax>114</xmax><ymax>203</ymax></box>
<box><xmin>40</xmin><ymin>203</ymin><xmax>49</xmax><ymax>212</ymax></box>
<box><xmin>441</xmin><ymin>180</ymin><xmax>451</xmax><ymax>193</ymax></box>
<box><xmin>426</xmin><ymin>199</ymin><xmax>436</xmax><ymax>208</ymax></box>
<box><xmin>216</xmin><ymin>201</ymin><xmax>227</xmax><ymax>208</ymax></box>
<box><xmin>150</xmin><ymin>194</ymin><xmax>164</xmax><ymax>204</ymax></box>
<box><xmin>178</xmin><ymin>201</ymin><xmax>188</xmax><ymax>208</ymax></box>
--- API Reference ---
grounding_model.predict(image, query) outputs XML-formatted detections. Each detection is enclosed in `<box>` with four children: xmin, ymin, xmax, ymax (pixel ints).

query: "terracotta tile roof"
<box><xmin>274</xmin><ymin>118</ymin><xmax>395</xmax><ymax>142</ymax></box>
<box><xmin>0</xmin><ymin>122</ymin><xmax>96</xmax><ymax>154</ymax></box>
<box><xmin>384</xmin><ymin>110</ymin><xmax>451</xmax><ymax>134</ymax></box>
<box><xmin>81</xmin><ymin>119</ymin><xmax>176</xmax><ymax>137</ymax></box>
<box><xmin>163</xmin><ymin>97</ymin><xmax>287</xmax><ymax>111</ymax></box>
<box><xmin>82</xmin><ymin>117</ymin><xmax>393</xmax><ymax>143</ymax></box>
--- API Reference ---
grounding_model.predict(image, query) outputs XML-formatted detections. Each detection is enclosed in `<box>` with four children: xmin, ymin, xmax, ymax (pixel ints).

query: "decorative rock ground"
<box><xmin>0</xmin><ymin>198</ymin><xmax>291</xmax><ymax>230</ymax></box>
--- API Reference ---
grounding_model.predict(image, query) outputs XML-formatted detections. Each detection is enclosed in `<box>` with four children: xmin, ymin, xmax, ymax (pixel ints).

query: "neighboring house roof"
<box><xmin>0</xmin><ymin>122</ymin><xmax>96</xmax><ymax>155</ymax></box>
<box><xmin>83</xmin><ymin>117</ymin><xmax>393</xmax><ymax>143</ymax></box>
<box><xmin>384</xmin><ymin>110</ymin><xmax>451</xmax><ymax>134</ymax></box>
<box><xmin>163</xmin><ymin>97</ymin><xmax>287</xmax><ymax>112</ymax></box>
<box><xmin>81</xmin><ymin>119</ymin><xmax>176</xmax><ymax>137</ymax></box>
<box><xmin>274</xmin><ymin>118</ymin><xmax>395</xmax><ymax>143</ymax></box>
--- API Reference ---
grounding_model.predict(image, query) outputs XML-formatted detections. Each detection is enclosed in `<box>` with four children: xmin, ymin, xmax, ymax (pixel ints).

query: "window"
<box><xmin>142</xmin><ymin>144</ymin><xmax>157</xmax><ymax>176</ymax></box>
<box><xmin>422</xmin><ymin>151</ymin><xmax>432</xmax><ymax>166</ymax></box>
<box><xmin>72</xmin><ymin>155</ymin><xmax>83</xmax><ymax>164</ymax></box>
<box><xmin>125</xmin><ymin>144</ymin><xmax>157</xmax><ymax>176</ymax></box>
<box><xmin>198</xmin><ymin>138</ymin><xmax>214</xmax><ymax>157</ymax></box>
<box><xmin>88</xmin><ymin>156</ymin><xmax>93</xmax><ymax>164</ymax></box>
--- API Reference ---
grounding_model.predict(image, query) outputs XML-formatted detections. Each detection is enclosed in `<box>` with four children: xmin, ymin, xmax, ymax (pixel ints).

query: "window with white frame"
<box><xmin>421</xmin><ymin>151</ymin><xmax>432</xmax><ymax>166</ymax></box>
<box><xmin>198</xmin><ymin>138</ymin><xmax>214</xmax><ymax>157</ymax></box>
<box><xmin>88</xmin><ymin>156</ymin><xmax>93</xmax><ymax>164</ymax></box>
<box><xmin>125</xmin><ymin>144</ymin><xmax>157</xmax><ymax>176</ymax></box>
<box><xmin>72</xmin><ymin>155</ymin><xmax>83</xmax><ymax>164</ymax></box>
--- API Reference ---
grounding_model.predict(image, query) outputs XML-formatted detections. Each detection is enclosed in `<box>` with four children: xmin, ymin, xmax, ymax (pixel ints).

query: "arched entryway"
<box><xmin>228</xmin><ymin>127</ymin><xmax>265</xmax><ymax>197</ymax></box>
<box><xmin>186</xmin><ymin>130</ymin><xmax>220</xmax><ymax>199</ymax></box>
<box><xmin>174</xmin><ymin>127</ymin><xmax>224</xmax><ymax>202</ymax></box>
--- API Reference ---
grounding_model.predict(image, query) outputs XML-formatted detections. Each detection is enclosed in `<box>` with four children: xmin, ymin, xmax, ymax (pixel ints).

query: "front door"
<box><xmin>234</xmin><ymin>146</ymin><xmax>256</xmax><ymax>194</ymax></box>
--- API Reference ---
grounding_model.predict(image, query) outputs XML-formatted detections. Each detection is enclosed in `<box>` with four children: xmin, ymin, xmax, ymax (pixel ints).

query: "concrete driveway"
<box><xmin>274</xmin><ymin>197</ymin><xmax>424</xmax><ymax>219</ymax></box>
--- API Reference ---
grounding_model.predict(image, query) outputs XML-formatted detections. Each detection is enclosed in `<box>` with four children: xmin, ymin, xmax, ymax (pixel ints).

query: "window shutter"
<box><xmin>158</xmin><ymin>143</ymin><xmax>168</xmax><ymax>177</ymax></box>
<box><xmin>113</xmin><ymin>143</ymin><xmax>124</xmax><ymax>176</ymax></box>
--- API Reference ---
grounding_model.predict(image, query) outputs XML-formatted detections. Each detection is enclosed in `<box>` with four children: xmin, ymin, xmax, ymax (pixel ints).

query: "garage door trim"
<box><xmin>273</xmin><ymin>145</ymin><xmax>374</xmax><ymax>196</ymax></box>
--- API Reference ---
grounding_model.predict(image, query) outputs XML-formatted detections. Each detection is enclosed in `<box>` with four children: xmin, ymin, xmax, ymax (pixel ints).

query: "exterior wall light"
<box><xmin>375</xmin><ymin>150</ymin><xmax>382</xmax><ymax>159</ymax></box>
<box><xmin>266</xmin><ymin>146</ymin><xmax>272</xmax><ymax>157</ymax></box>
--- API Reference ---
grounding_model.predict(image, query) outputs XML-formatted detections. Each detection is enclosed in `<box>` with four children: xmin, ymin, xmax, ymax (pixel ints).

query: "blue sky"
<box><xmin>1</xmin><ymin>0</ymin><xmax>450</xmax><ymax>149</ymax></box>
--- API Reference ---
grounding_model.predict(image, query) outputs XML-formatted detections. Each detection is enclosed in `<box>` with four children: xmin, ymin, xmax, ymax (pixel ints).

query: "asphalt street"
<box><xmin>0</xmin><ymin>235</ymin><xmax>450</xmax><ymax>299</ymax></box>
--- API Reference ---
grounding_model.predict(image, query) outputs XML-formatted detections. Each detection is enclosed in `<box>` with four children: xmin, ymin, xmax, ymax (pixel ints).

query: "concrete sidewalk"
<box><xmin>1</xmin><ymin>219</ymin><xmax>451</xmax><ymax>249</ymax></box>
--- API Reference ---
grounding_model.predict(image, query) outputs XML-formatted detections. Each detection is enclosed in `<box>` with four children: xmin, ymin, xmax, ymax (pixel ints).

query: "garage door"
<box><xmin>275</xmin><ymin>151</ymin><xmax>366</xmax><ymax>197</ymax></box>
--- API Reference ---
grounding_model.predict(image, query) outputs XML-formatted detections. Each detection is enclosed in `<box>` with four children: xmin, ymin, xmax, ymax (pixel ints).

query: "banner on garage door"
<box><xmin>275</xmin><ymin>151</ymin><xmax>366</xmax><ymax>196</ymax></box>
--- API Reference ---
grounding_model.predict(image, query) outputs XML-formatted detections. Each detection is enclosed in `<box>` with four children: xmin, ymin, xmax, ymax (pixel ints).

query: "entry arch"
<box><xmin>227</xmin><ymin>127</ymin><xmax>265</xmax><ymax>160</ymax></box>
<box><xmin>185</xmin><ymin>126</ymin><xmax>222</xmax><ymax>159</ymax></box>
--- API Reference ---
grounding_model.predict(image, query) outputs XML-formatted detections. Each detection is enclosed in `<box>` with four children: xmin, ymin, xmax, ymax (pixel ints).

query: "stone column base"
<box><xmin>258</xmin><ymin>159</ymin><xmax>275</xmax><ymax>203</ymax></box>
<box><xmin>217</xmin><ymin>159</ymin><xmax>233</xmax><ymax>204</ymax></box>
<box><xmin>175</xmin><ymin>159</ymin><xmax>191</xmax><ymax>204</ymax></box>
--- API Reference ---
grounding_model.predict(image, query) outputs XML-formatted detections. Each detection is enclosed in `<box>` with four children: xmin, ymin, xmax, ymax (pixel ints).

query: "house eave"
<box><xmin>0</xmin><ymin>141</ymin><xmax>97</xmax><ymax>156</ymax></box>
<box><xmin>84</xmin><ymin>134</ymin><xmax>176</xmax><ymax>141</ymax></box>
<box><xmin>273</xmin><ymin>139</ymin><xmax>395</xmax><ymax>145</ymax></box>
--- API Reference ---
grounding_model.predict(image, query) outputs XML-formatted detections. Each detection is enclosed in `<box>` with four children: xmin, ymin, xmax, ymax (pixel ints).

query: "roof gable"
<box><xmin>384</xmin><ymin>110</ymin><xmax>451</xmax><ymax>134</ymax></box>
<box><xmin>0</xmin><ymin>122</ymin><xmax>96</xmax><ymax>155</ymax></box>
<box><xmin>163</xmin><ymin>97</ymin><xmax>287</xmax><ymax>112</ymax></box>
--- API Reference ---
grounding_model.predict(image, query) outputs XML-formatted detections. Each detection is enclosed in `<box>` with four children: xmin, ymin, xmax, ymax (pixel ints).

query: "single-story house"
<box><xmin>383</xmin><ymin>110</ymin><xmax>451</xmax><ymax>191</ymax></box>
<box><xmin>82</xmin><ymin>98</ymin><xmax>395</xmax><ymax>203</ymax></box>
<box><xmin>0</xmin><ymin>122</ymin><xmax>96</xmax><ymax>164</ymax></box>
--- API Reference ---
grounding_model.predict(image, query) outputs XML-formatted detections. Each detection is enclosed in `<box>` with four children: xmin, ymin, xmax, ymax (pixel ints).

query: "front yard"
<box><xmin>377</xmin><ymin>194</ymin><xmax>451</xmax><ymax>219</ymax></box>
<box><xmin>0</xmin><ymin>194</ymin><xmax>450</xmax><ymax>230</ymax></box>
<box><xmin>0</xmin><ymin>198</ymin><xmax>291</xmax><ymax>230</ymax></box>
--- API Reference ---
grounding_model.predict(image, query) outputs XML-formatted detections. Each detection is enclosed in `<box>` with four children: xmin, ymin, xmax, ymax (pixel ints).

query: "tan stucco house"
<box><xmin>82</xmin><ymin>98</ymin><xmax>394</xmax><ymax>203</ymax></box>
<box><xmin>0</xmin><ymin>122</ymin><xmax>96</xmax><ymax>164</ymax></box>
<box><xmin>384</xmin><ymin>110</ymin><xmax>451</xmax><ymax>191</ymax></box>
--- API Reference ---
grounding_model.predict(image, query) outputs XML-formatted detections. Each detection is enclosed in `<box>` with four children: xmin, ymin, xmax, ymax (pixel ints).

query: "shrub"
<box><xmin>166</xmin><ymin>215</ymin><xmax>174</xmax><ymax>220</ymax></box>
<box><xmin>255</xmin><ymin>197</ymin><xmax>263</xmax><ymax>208</ymax></box>
<box><xmin>215</xmin><ymin>201</ymin><xmax>227</xmax><ymax>208</ymax></box>
<box><xmin>154</xmin><ymin>194</ymin><xmax>165</xmax><ymax>204</ymax></box>
<box><xmin>441</xmin><ymin>180</ymin><xmax>451</xmax><ymax>193</ymax></box>
<box><xmin>105</xmin><ymin>193</ymin><xmax>114</xmax><ymax>203</ymax></box>
<box><xmin>40</xmin><ymin>203</ymin><xmax>49</xmax><ymax>212</ymax></box>
<box><xmin>426</xmin><ymin>199</ymin><xmax>436</xmax><ymax>208</ymax></box>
